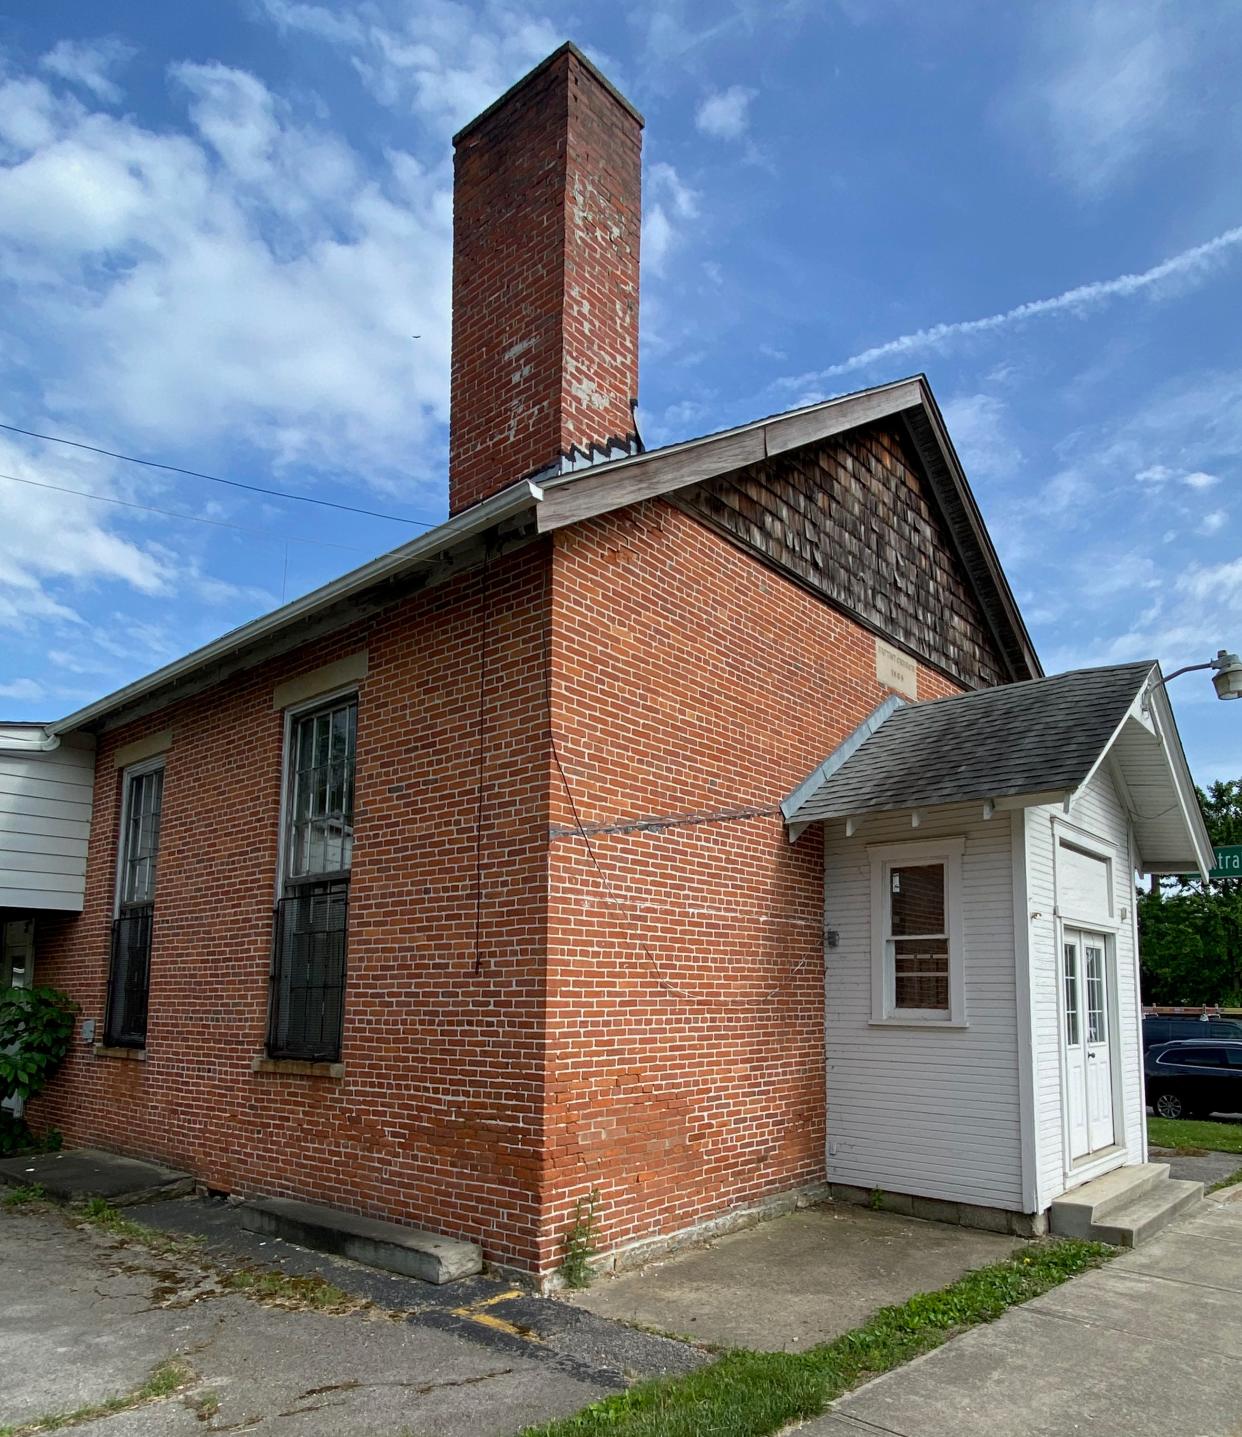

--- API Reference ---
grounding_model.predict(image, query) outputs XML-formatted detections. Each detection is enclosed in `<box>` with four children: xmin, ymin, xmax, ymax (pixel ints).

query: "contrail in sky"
<box><xmin>781</xmin><ymin>223</ymin><xmax>1242</xmax><ymax>387</ymax></box>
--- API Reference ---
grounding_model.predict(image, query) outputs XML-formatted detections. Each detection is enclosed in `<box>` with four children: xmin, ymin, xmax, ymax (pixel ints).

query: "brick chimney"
<box><xmin>448</xmin><ymin>43</ymin><xmax>643</xmax><ymax>514</ymax></box>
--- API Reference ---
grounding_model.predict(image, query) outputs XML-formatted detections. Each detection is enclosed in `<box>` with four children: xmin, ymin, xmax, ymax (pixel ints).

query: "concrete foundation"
<box><xmin>829</xmin><ymin>1182</ymin><xmax>1048</xmax><ymax>1237</ymax></box>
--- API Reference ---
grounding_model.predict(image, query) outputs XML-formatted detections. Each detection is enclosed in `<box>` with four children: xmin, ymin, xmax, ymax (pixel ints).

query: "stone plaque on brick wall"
<box><xmin>876</xmin><ymin>638</ymin><xmax>918</xmax><ymax>699</ymax></box>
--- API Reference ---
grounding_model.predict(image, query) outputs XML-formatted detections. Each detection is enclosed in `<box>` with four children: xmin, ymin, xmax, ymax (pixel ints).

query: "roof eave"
<box><xmin>49</xmin><ymin>477</ymin><xmax>543</xmax><ymax>737</ymax></box>
<box><xmin>536</xmin><ymin>373</ymin><xmax>1039</xmax><ymax>684</ymax></box>
<box><xmin>1141</xmin><ymin>677</ymin><xmax>1215</xmax><ymax>879</ymax></box>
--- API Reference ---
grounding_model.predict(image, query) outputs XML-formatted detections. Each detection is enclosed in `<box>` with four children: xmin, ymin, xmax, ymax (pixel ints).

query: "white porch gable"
<box><xmin>783</xmin><ymin>661</ymin><xmax>1212</xmax><ymax>879</ymax></box>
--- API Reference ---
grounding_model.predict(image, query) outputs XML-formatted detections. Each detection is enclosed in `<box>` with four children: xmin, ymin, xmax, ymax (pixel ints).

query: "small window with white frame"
<box><xmin>869</xmin><ymin>838</ymin><xmax>965</xmax><ymax>1025</ymax></box>
<box><xmin>268</xmin><ymin>691</ymin><xmax>358</xmax><ymax>1062</ymax></box>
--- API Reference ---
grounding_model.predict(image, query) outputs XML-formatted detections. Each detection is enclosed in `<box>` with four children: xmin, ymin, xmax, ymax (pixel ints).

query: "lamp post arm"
<box><xmin>1157</xmin><ymin>661</ymin><xmax>1215</xmax><ymax>685</ymax></box>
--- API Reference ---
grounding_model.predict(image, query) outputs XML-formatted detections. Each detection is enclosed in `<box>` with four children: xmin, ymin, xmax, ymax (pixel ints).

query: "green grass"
<box><xmin>222</xmin><ymin>1267</ymin><xmax>355</xmax><ymax>1310</ymax></box>
<box><xmin>0</xmin><ymin>1357</ymin><xmax>193</xmax><ymax>1436</ymax></box>
<box><xmin>74</xmin><ymin>1197</ymin><xmax>205</xmax><ymax>1259</ymax></box>
<box><xmin>520</xmin><ymin>1240</ymin><xmax>1112</xmax><ymax>1437</ymax></box>
<box><xmin>72</xmin><ymin>1199</ymin><xmax>354</xmax><ymax>1310</ymax></box>
<box><xmin>1209</xmin><ymin>1164</ymin><xmax>1242</xmax><ymax>1193</ymax></box>
<box><xmin>1</xmin><ymin>1184</ymin><xmax>46</xmax><ymax>1209</ymax></box>
<box><xmin>1148</xmin><ymin>1115</ymin><xmax>1242</xmax><ymax>1155</ymax></box>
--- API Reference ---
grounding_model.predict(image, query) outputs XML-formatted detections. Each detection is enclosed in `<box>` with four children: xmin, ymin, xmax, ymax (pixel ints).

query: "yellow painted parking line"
<box><xmin>451</xmin><ymin>1288</ymin><xmax>542</xmax><ymax>1341</ymax></box>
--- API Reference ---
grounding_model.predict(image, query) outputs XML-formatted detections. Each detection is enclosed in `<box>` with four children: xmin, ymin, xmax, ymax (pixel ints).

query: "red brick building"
<box><xmin>1</xmin><ymin>46</ymin><xmax>1211</xmax><ymax>1276</ymax></box>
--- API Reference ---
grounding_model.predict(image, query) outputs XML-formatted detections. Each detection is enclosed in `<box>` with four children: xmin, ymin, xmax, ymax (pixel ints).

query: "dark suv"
<box><xmin>1145</xmin><ymin>1040</ymin><xmax>1242</xmax><ymax>1119</ymax></box>
<box><xmin>1143</xmin><ymin>1015</ymin><xmax>1242</xmax><ymax>1050</ymax></box>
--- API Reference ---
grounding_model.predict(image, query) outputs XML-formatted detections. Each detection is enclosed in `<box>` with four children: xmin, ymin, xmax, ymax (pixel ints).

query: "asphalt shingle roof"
<box><xmin>787</xmin><ymin>661</ymin><xmax>1156</xmax><ymax>824</ymax></box>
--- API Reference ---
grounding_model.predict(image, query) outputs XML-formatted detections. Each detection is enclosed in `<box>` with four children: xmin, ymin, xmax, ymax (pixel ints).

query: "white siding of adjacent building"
<box><xmin>0</xmin><ymin>731</ymin><xmax>95</xmax><ymax>911</ymax></box>
<box><xmin>823</xmin><ymin>802</ymin><xmax>1025</xmax><ymax>1211</ymax></box>
<box><xmin>1025</xmin><ymin>765</ymin><xmax>1142</xmax><ymax>1209</ymax></box>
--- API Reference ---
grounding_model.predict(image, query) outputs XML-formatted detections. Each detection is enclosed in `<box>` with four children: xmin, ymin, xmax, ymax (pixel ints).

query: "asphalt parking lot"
<box><xmin>0</xmin><ymin>1195</ymin><xmax>702</xmax><ymax>1436</ymax></box>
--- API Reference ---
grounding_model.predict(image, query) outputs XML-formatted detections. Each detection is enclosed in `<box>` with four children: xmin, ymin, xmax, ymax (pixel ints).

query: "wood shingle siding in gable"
<box><xmin>675</xmin><ymin>419</ymin><xmax>1009</xmax><ymax>691</ymax></box>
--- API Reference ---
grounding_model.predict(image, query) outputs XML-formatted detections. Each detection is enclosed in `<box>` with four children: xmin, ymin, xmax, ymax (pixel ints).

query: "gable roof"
<box><xmin>537</xmin><ymin>374</ymin><xmax>1041</xmax><ymax>683</ymax></box>
<box><xmin>19</xmin><ymin>376</ymin><xmax>1032</xmax><ymax>741</ymax></box>
<box><xmin>783</xmin><ymin>661</ymin><xmax>1213</xmax><ymax>877</ymax></box>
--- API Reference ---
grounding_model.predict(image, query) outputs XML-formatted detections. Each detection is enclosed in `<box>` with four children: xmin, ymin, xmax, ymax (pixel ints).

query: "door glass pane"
<box><xmin>1063</xmin><ymin>942</ymin><xmax>1080</xmax><ymax>1046</ymax></box>
<box><xmin>2</xmin><ymin>919</ymin><xmax>34</xmax><ymax>989</ymax></box>
<box><xmin>1085</xmin><ymin>944</ymin><xmax>1106</xmax><ymax>1045</ymax></box>
<box><xmin>890</xmin><ymin>864</ymin><xmax>945</xmax><ymax>936</ymax></box>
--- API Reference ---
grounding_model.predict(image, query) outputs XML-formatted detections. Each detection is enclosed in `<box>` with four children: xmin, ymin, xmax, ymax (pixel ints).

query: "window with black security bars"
<box><xmin>105</xmin><ymin>764</ymin><xmax>163</xmax><ymax>1048</ymax></box>
<box><xmin>268</xmin><ymin>694</ymin><xmax>357</xmax><ymax>1061</ymax></box>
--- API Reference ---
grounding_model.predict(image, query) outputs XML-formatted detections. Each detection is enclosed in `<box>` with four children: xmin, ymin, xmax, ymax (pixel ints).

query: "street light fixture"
<box><xmin>1161</xmin><ymin>650</ymin><xmax>1242</xmax><ymax>701</ymax></box>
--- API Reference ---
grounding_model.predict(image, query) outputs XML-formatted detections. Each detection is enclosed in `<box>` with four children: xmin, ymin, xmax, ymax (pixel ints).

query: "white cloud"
<box><xmin>263</xmin><ymin>0</ymin><xmax>565</xmax><ymax>134</ymax></box>
<box><xmin>1183</xmin><ymin>470</ymin><xmax>1220</xmax><ymax>491</ymax></box>
<box><xmin>942</xmin><ymin>393</ymin><xmax>1022</xmax><ymax>480</ymax></box>
<box><xmin>695</xmin><ymin>85</ymin><xmax>756</xmax><ymax>140</ymax></box>
<box><xmin>781</xmin><ymin>223</ymin><xmax>1242</xmax><ymax>387</ymax></box>
<box><xmin>257</xmin><ymin>1</ymin><xmax>366</xmax><ymax>46</ymax></box>
<box><xmin>1199</xmin><ymin>509</ymin><xmax>1228</xmax><ymax>535</ymax></box>
<box><xmin>643</xmin><ymin>160</ymin><xmax>700</xmax><ymax>277</ymax></box>
<box><xmin>173</xmin><ymin>63</ymin><xmax>283</xmax><ymax>184</ymax></box>
<box><xmin>0</xmin><ymin>435</ymin><xmax>174</xmax><ymax>633</ymax></box>
<box><xmin>39</xmin><ymin>38</ymin><xmax>135</xmax><ymax>104</ymax></box>
<box><xmin>1136</xmin><ymin>465</ymin><xmax>1221</xmax><ymax>490</ymax></box>
<box><xmin>0</xmin><ymin>677</ymin><xmax>44</xmax><ymax>702</ymax></box>
<box><xmin>0</xmin><ymin>65</ymin><xmax>454</xmax><ymax>493</ymax></box>
<box><xmin>1007</xmin><ymin>0</ymin><xmax>1215</xmax><ymax>193</ymax></box>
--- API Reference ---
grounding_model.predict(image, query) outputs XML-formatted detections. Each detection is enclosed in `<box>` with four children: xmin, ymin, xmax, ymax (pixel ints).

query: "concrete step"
<box><xmin>1050</xmin><ymin>1164</ymin><xmax>1203</xmax><ymax>1247</ymax></box>
<box><xmin>0</xmin><ymin>1147</ymin><xmax>193</xmax><ymax>1206</ymax></box>
<box><xmin>1049</xmin><ymin>1163</ymin><xmax>1170</xmax><ymax>1238</ymax></box>
<box><xmin>240</xmin><ymin>1196</ymin><xmax>482</xmax><ymax>1285</ymax></box>
<box><xmin>1092</xmin><ymin>1179</ymin><xmax>1205</xmax><ymax>1248</ymax></box>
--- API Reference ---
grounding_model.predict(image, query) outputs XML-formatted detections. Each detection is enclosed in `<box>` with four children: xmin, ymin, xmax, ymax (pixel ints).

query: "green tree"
<box><xmin>1138</xmin><ymin>779</ymin><xmax>1242</xmax><ymax>1005</ymax></box>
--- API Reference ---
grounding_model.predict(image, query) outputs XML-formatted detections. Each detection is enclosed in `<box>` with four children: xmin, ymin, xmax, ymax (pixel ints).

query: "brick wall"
<box><xmin>31</xmin><ymin>497</ymin><xmax>968</xmax><ymax>1276</ymax></box>
<box><xmin>32</xmin><ymin>544</ymin><xmax>553</xmax><ymax>1269</ymax></box>
<box><xmin>537</xmin><ymin>501</ymin><xmax>962</xmax><ymax>1269</ymax></box>
<box><xmin>449</xmin><ymin>46</ymin><xmax>642</xmax><ymax>513</ymax></box>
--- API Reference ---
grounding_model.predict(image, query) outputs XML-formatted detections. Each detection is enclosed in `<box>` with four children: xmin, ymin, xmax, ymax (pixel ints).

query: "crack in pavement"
<box><xmin>276</xmin><ymin>1367</ymin><xmax>516</xmax><ymax>1418</ymax></box>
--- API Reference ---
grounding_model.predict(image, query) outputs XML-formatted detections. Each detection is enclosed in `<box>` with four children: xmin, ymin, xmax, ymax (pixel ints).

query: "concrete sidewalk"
<box><xmin>797</xmin><ymin>1189</ymin><xmax>1242</xmax><ymax>1437</ymax></box>
<box><xmin>570</xmin><ymin>1203</ymin><xmax>1023</xmax><ymax>1351</ymax></box>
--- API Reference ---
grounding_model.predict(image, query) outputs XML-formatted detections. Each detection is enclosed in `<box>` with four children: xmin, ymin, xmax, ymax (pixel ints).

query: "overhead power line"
<box><xmin>0</xmin><ymin>420</ymin><xmax>439</xmax><ymax>527</ymax></box>
<box><xmin>0</xmin><ymin>470</ymin><xmax>368</xmax><ymax>554</ymax></box>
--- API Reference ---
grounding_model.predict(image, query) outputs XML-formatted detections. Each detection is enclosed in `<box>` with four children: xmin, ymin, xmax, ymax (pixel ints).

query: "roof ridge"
<box><xmin>894</xmin><ymin>660</ymin><xmax>1157</xmax><ymax>716</ymax></box>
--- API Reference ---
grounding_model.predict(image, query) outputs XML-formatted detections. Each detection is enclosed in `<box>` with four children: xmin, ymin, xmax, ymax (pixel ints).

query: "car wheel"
<box><xmin>1153</xmin><ymin>1090</ymin><xmax>1187</xmax><ymax>1120</ymax></box>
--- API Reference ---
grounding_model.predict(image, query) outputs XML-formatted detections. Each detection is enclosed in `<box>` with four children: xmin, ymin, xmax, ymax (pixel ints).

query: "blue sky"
<box><xmin>1</xmin><ymin>1</ymin><xmax>1241</xmax><ymax>782</ymax></box>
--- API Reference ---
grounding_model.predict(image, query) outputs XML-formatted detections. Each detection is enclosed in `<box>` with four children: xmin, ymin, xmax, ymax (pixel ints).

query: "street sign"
<box><xmin>1182</xmin><ymin>844</ymin><xmax>1242</xmax><ymax>880</ymax></box>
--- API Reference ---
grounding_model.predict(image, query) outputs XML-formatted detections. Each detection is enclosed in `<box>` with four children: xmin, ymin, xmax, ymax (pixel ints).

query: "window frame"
<box><xmin>267</xmin><ymin>685</ymin><xmax>359</xmax><ymax>1063</ymax></box>
<box><xmin>105</xmin><ymin>756</ymin><xmax>165</xmax><ymax>1049</ymax></box>
<box><xmin>1052</xmin><ymin>821</ymin><xmax>1118</xmax><ymax>930</ymax></box>
<box><xmin>869</xmin><ymin>837</ymin><xmax>966</xmax><ymax>1027</ymax></box>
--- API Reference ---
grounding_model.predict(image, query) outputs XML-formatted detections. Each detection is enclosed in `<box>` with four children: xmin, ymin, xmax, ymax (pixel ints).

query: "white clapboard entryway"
<box><xmin>1063</xmin><ymin>928</ymin><xmax>1114</xmax><ymax>1160</ymax></box>
<box><xmin>788</xmin><ymin>662</ymin><xmax>1214</xmax><ymax>1232</ymax></box>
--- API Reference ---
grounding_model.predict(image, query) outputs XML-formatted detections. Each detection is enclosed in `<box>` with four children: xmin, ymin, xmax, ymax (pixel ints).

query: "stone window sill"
<box><xmin>93</xmin><ymin>1044</ymin><xmax>146</xmax><ymax>1061</ymax></box>
<box><xmin>251</xmin><ymin>1056</ymin><xmax>344</xmax><ymax>1078</ymax></box>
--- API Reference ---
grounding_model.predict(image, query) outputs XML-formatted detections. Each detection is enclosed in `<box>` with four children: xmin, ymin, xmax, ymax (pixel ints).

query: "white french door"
<box><xmin>1063</xmin><ymin>929</ymin><xmax>1115</xmax><ymax>1160</ymax></box>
